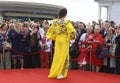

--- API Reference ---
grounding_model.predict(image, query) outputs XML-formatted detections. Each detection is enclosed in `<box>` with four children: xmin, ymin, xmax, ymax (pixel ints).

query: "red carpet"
<box><xmin>0</xmin><ymin>69</ymin><xmax>120</xmax><ymax>83</ymax></box>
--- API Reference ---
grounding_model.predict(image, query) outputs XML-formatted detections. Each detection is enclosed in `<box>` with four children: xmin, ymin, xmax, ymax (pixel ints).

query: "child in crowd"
<box><xmin>78</xmin><ymin>42</ymin><xmax>91</xmax><ymax>70</ymax></box>
<box><xmin>40</xmin><ymin>25</ymin><xmax>52</xmax><ymax>68</ymax></box>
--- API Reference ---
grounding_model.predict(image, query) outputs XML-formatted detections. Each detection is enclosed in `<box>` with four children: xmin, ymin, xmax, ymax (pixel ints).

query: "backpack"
<box><xmin>96</xmin><ymin>45</ymin><xmax>109</xmax><ymax>59</ymax></box>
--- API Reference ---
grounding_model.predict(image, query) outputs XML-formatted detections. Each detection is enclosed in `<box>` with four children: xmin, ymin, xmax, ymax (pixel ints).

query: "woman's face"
<box><xmin>81</xmin><ymin>44</ymin><xmax>86</xmax><ymax>48</ymax></box>
<box><xmin>115</xmin><ymin>28</ymin><xmax>118</xmax><ymax>34</ymax></box>
<box><xmin>1</xmin><ymin>24</ymin><xmax>8</xmax><ymax>31</ymax></box>
<box><xmin>87</xmin><ymin>27</ymin><xmax>92</xmax><ymax>34</ymax></box>
<box><xmin>44</xmin><ymin>26</ymin><xmax>49</xmax><ymax>32</ymax></box>
<box><xmin>23</xmin><ymin>27</ymin><xmax>28</xmax><ymax>31</ymax></box>
<box><xmin>78</xmin><ymin>23</ymin><xmax>84</xmax><ymax>29</ymax></box>
<box><xmin>16</xmin><ymin>23</ymin><xmax>22</xmax><ymax>31</ymax></box>
<box><xmin>105</xmin><ymin>22</ymin><xmax>111</xmax><ymax>29</ymax></box>
<box><xmin>117</xmin><ymin>28</ymin><xmax>120</xmax><ymax>35</ymax></box>
<box><xmin>107</xmin><ymin>28</ymin><xmax>113</xmax><ymax>35</ymax></box>
<box><xmin>101</xmin><ymin>22</ymin><xmax>106</xmax><ymax>29</ymax></box>
<box><xmin>94</xmin><ymin>27</ymin><xmax>100</xmax><ymax>34</ymax></box>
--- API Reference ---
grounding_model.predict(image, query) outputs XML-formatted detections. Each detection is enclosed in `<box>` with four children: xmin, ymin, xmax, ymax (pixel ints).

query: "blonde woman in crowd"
<box><xmin>103</xmin><ymin>27</ymin><xmax>116</xmax><ymax>73</ymax></box>
<box><xmin>8</xmin><ymin>22</ymin><xmax>24</xmax><ymax>69</ymax></box>
<box><xmin>80</xmin><ymin>25</ymin><xmax>93</xmax><ymax>42</ymax></box>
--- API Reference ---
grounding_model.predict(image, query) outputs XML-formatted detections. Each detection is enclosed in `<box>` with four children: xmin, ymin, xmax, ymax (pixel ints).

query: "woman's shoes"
<box><xmin>57</xmin><ymin>74</ymin><xmax>64</xmax><ymax>79</ymax></box>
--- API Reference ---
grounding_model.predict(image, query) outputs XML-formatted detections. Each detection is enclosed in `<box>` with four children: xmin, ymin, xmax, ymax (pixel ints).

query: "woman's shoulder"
<box><xmin>64</xmin><ymin>19</ymin><xmax>70</xmax><ymax>23</ymax></box>
<box><xmin>52</xmin><ymin>19</ymin><xmax>70</xmax><ymax>25</ymax></box>
<box><xmin>9</xmin><ymin>29</ymin><xmax>17</xmax><ymax>34</ymax></box>
<box><xmin>98</xmin><ymin>34</ymin><xmax>103</xmax><ymax>38</ymax></box>
<box><xmin>94</xmin><ymin>34</ymin><xmax>102</xmax><ymax>38</ymax></box>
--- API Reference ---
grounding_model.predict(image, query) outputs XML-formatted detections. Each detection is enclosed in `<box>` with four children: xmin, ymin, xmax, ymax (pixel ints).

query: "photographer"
<box><xmin>29</xmin><ymin>23</ymin><xmax>41</xmax><ymax>68</ymax></box>
<box><xmin>86</xmin><ymin>25</ymin><xmax>104</xmax><ymax>72</ymax></box>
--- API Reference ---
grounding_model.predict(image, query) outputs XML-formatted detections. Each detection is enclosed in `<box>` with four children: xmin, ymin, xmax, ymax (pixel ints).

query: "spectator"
<box><xmin>8</xmin><ymin>22</ymin><xmax>24</xmax><ymax>69</ymax></box>
<box><xmin>29</xmin><ymin>23</ymin><xmax>41</xmax><ymax>68</ymax></box>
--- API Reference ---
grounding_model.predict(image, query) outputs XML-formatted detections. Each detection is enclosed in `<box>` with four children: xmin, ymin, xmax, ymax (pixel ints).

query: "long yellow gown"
<box><xmin>46</xmin><ymin>19</ymin><xmax>76</xmax><ymax>78</ymax></box>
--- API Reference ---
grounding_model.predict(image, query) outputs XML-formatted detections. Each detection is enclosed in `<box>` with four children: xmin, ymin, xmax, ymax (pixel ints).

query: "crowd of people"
<box><xmin>0</xmin><ymin>16</ymin><xmax>120</xmax><ymax>76</ymax></box>
<box><xmin>69</xmin><ymin>20</ymin><xmax>120</xmax><ymax>75</ymax></box>
<box><xmin>0</xmin><ymin>18</ymin><xmax>51</xmax><ymax>69</ymax></box>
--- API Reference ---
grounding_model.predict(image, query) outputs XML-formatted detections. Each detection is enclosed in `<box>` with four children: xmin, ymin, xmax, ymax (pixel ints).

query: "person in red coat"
<box><xmin>78</xmin><ymin>42</ymin><xmax>91</xmax><ymax>70</ymax></box>
<box><xmin>86</xmin><ymin>25</ymin><xmax>104</xmax><ymax>72</ymax></box>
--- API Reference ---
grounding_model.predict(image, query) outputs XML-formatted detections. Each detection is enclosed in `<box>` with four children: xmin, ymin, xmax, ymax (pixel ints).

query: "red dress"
<box><xmin>78</xmin><ymin>48</ymin><xmax>89</xmax><ymax>65</ymax></box>
<box><xmin>40</xmin><ymin>36</ymin><xmax>50</xmax><ymax>68</ymax></box>
<box><xmin>86</xmin><ymin>34</ymin><xmax>104</xmax><ymax>67</ymax></box>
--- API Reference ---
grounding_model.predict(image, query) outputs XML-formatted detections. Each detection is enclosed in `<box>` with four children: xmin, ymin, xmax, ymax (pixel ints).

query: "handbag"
<box><xmin>96</xmin><ymin>45</ymin><xmax>109</xmax><ymax>59</ymax></box>
<box><xmin>109</xmin><ymin>44</ymin><xmax>116</xmax><ymax>56</ymax></box>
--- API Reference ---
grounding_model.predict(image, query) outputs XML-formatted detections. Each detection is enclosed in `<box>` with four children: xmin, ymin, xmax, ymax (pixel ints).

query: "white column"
<box><xmin>99</xmin><ymin>5</ymin><xmax>102</xmax><ymax>20</ymax></box>
<box><xmin>0</xmin><ymin>14</ymin><xmax>3</xmax><ymax>23</ymax></box>
<box><xmin>107</xmin><ymin>5</ymin><xmax>111</xmax><ymax>21</ymax></box>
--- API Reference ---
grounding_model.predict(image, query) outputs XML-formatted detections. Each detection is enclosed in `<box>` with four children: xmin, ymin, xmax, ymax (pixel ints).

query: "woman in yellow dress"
<box><xmin>46</xmin><ymin>8</ymin><xmax>76</xmax><ymax>79</ymax></box>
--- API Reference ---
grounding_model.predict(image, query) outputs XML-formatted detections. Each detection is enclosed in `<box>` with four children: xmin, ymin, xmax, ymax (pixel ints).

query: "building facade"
<box><xmin>0</xmin><ymin>1</ymin><xmax>65</xmax><ymax>23</ymax></box>
<box><xmin>95</xmin><ymin>0</ymin><xmax>120</xmax><ymax>24</ymax></box>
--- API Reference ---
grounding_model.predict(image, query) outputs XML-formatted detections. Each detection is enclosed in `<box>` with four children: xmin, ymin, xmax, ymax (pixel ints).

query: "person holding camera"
<box><xmin>29</xmin><ymin>23</ymin><xmax>41</xmax><ymax>68</ymax></box>
<box><xmin>86</xmin><ymin>25</ymin><xmax>104</xmax><ymax>72</ymax></box>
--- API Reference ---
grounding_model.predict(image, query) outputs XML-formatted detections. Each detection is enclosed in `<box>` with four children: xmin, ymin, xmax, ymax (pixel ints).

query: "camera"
<box><xmin>90</xmin><ymin>39</ymin><xmax>93</xmax><ymax>41</ymax></box>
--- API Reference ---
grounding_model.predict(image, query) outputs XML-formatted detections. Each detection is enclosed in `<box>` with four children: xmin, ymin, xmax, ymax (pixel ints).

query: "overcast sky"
<box><xmin>0</xmin><ymin>0</ymin><xmax>99</xmax><ymax>24</ymax></box>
